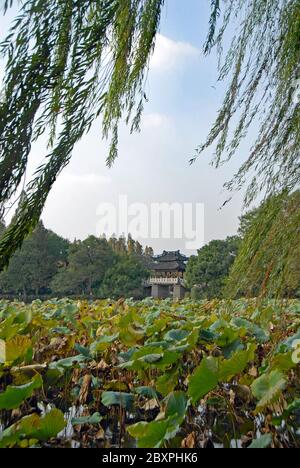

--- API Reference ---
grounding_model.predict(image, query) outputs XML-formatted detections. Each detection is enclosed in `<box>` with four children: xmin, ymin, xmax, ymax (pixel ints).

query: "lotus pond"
<box><xmin>0</xmin><ymin>298</ymin><xmax>300</xmax><ymax>448</ymax></box>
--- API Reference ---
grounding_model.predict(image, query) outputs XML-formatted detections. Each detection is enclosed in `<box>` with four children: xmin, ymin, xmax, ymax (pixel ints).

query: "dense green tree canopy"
<box><xmin>51</xmin><ymin>236</ymin><xmax>115</xmax><ymax>296</ymax></box>
<box><xmin>99</xmin><ymin>254</ymin><xmax>149</xmax><ymax>299</ymax></box>
<box><xmin>0</xmin><ymin>228</ymin><xmax>153</xmax><ymax>299</ymax></box>
<box><xmin>0</xmin><ymin>221</ymin><xmax>69</xmax><ymax>298</ymax></box>
<box><xmin>185</xmin><ymin>236</ymin><xmax>241</xmax><ymax>299</ymax></box>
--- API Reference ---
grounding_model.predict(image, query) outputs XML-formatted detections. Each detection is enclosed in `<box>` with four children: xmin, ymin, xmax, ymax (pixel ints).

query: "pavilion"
<box><xmin>144</xmin><ymin>250</ymin><xmax>188</xmax><ymax>299</ymax></box>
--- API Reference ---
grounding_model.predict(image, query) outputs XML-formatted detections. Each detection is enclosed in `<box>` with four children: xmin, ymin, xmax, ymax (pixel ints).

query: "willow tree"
<box><xmin>0</xmin><ymin>0</ymin><xmax>299</xmax><ymax>278</ymax></box>
<box><xmin>193</xmin><ymin>0</ymin><xmax>300</xmax><ymax>205</ymax></box>
<box><xmin>0</xmin><ymin>0</ymin><xmax>164</xmax><ymax>268</ymax></box>
<box><xmin>225</xmin><ymin>191</ymin><xmax>300</xmax><ymax>298</ymax></box>
<box><xmin>196</xmin><ymin>0</ymin><xmax>299</xmax><ymax>298</ymax></box>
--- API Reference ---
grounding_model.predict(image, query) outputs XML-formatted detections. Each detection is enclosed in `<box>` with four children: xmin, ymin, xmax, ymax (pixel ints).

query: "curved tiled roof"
<box><xmin>154</xmin><ymin>250</ymin><xmax>188</xmax><ymax>263</ymax></box>
<box><xmin>150</xmin><ymin>261</ymin><xmax>185</xmax><ymax>271</ymax></box>
<box><xmin>150</xmin><ymin>251</ymin><xmax>188</xmax><ymax>272</ymax></box>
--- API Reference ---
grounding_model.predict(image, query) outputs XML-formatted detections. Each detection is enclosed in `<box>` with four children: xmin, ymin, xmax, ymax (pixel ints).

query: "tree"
<box><xmin>226</xmin><ymin>191</ymin><xmax>300</xmax><ymax>298</ymax></box>
<box><xmin>0</xmin><ymin>221</ymin><xmax>69</xmax><ymax>298</ymax></box>
<box><xmin>145</xmin><ymin>246</ymin><xmax>154</xmax><ymax>257</ymax></box>
<box><xmin>127</xmin><ymin>234</ymin><xmax>136</xmax><ymax>256</ymax></box>
<box><xmin>238</xmin><ymin>208</ymin><xmax>261</xmax><ymax>239</ymax></box>
<box><xmin>192</xmin><ymin>1</ymin><xmax>299</xmax><ymax>298</ymax></box>
<box><xmin>116</xmin><ymin>235</ymin><xmax>128</xmax><ymax>255</ymax></box>
<box><xmin>0</xmin><ymin>0</ymin><xmax>164</xmax><ymax>268</ymax></box>
<box><xmin>135</xmin><ymin>241</ymin><xmax>143</xmax><ymax>256</ymax></box>
<box><xmin>185</xmin><ymin>236</ymin><xmax>241</xmax><ymax>299</ymax></box>
<box><xmin>0</xmin><ymin>1</ymin><xmax>298</xmax><ymax>277</ymax></box>
<box><xmin>51</xmin><ymin>236</ymin><xmax>115</xmax><ymax>296</ymax></box>
<box><xmin>192</xmin><ymin>0</ymin><xmax>300</xmax><ymax>206</ymax></box>
<box><xmin>46</xmin><ymin>229</ymin><xmax>70</xmax><ymax>266</ymax></box>
<box><xmin>99</xmin><ymin>254</ymin><xmax>149</xmax><ymax>299</ymax></box>
<box><xmin>108</xmin><ymin>235</ymin><xmax>118</xmax><ymax>253</ymax></box>
<box><xmin>0</xmin><ymin>228</ymin><xmax>153</xmax><ymax>299</ymax></box>
<box><xmin>0</xmin><ymin>219</ymin><xmax>5</xmax><ymax>236</ymax></box>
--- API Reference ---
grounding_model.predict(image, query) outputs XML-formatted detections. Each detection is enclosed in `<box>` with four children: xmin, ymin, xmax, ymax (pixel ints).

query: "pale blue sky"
<box><xmin>0</xmin><ymin>1</ymin><xmax>251</xmax><ymax>254</ymax></box>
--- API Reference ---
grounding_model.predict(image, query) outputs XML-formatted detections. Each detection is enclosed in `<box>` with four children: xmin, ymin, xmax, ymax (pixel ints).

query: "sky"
<box><xmin>0</xmin><ymin>0</ymin><xmax>251</xmax><ymax>255</ymax></box>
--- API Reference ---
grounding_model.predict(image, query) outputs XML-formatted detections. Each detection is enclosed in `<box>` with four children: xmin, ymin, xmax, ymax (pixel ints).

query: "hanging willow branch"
<box><xmin>192</xmin><ymin>0</ymin><xmax>300</xmax><ymax>206</ymax></box>
<box><xmin>0</xmin><ymin>0</ymin><xmax>164</xmax><ymax>269</ymax></box>
<box><xmin>1</xmin><ymin>0</ymin><xmax>299</xmax><ymax>275</ymax></box>
<box><xmin>225</xmin><ymin>190</ymin><xmax>300</xmax><ymax>298</ymax></box>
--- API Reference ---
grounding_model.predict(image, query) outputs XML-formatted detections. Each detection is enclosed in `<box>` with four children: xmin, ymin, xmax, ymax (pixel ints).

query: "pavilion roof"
<box><xmin>150</xmin><ymin>250</ymin><xmax>188</xmax><ymax>272</ymax></box>
<box><xmin>150</xmin><ymin>261</ymin><xmax>185</xmax><ymax>272</ymax></box>
<box><xmin>153</xmin><ymin>250</ymin><xmax>188</xmax><ymax>263</ymax></box>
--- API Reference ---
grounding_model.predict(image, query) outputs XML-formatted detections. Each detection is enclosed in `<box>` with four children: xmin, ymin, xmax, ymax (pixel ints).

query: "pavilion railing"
<box><xmin>143</xmin><ymin>277</ymin><xmax>185</xmax><ymax>286</ymax></box>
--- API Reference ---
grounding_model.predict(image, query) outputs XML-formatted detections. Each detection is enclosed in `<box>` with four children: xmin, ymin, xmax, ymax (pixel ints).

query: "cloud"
<box><xmin>142</xmin><ymin>113</ymin><xmax>170</xmax><ymax>129</ymax></box>
<box><xmin>150</xmin><ymin>34</ymin><xmax>199</xmax><ymax>72</ymax></box>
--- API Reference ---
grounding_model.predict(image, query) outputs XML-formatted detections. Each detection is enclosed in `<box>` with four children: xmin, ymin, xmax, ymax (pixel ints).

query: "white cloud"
<box><xmin>142</xmin><ymin>113</ymin><xmax>170</xmax><ymax>129</ymax></box>
<box><xmin>150</xmin><ymin>34</ymin><xmax>199</xmax><ymax>72</ymax></box>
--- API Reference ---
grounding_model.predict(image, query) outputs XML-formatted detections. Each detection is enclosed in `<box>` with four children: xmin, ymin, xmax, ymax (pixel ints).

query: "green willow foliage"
<box><xmin>0</xmin><ymin>0</ymin><xmax>164</xmax><ymax>269</ymax></box>
<box><xmin>192</xmin><ymin>0</ymin><xmax>300</xmax><ymax>205</ymax></box>
<box><xmin>0</xmin><ymin>0</ymin><xmax>299</xmax><ymax>284</ymax></box>
<box><xmin>226</xmin><ymin>191</ymin><xmax>300</xmax><ymax>298</ymax></box>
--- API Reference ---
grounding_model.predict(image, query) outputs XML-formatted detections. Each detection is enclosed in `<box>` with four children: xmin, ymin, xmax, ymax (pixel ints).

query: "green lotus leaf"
<box><xmin>0</xmin><ymin>374</ymin><xmax>43</xmax><ymax>410</ymax></box>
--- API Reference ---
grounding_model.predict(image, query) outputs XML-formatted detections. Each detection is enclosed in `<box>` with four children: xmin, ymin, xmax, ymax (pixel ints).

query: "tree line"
<box><xmin>0</xmin><ymin>222</ymin><xmax>152</xmax><ymax>301</ymax></box>
<box><xmin>0</xmin><ymin>191</ymin><xmax>299</xmax><ymax>301</ymax></box>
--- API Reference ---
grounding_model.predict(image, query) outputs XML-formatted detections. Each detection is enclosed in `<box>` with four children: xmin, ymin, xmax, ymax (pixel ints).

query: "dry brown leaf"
<box><xmin>181</xmin><ymin>432</ymin><xmax>196</xmax><ymax>448</ymax></box>
<box><xmin>97</xmin><ymin>359</ymin><xmax>110</xmax><ymax>370</ymax></box>
<box><xmin>96</xmin><ymin>427</ymin><xmax>105</xmax><ymax>440</ymax></box>
<box><xmin>249</xmin><ymin>366</ymin><xmax>258</xmax><ymax>378</ymax></box>
<box><xmin>229</xmin><ymin>389</ymin><xmax>236</xmax><ymax>405</ymax></box>
<box><xmin>72</xmin><ymin>368</ymin><xmax>81</xmax><ymax>384</ymax></box>
<box><xmin>116</xmin><ymin>298</ymin><xmax>126</xmax><ymax>310</ymax></box>
<box><xmin>141</xmin><ymin>399</ymin><xmax>159</xmax><ymax>411</ymax></box>
<box><xmin>79</xmin><ymin>374</ymin><xmax>92</xmax><ymax>405</ymax></box>
<box><xmin>11</xmin><ymin>408</ymin><xmax>22</xmax><ymax>419</ymax></box>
